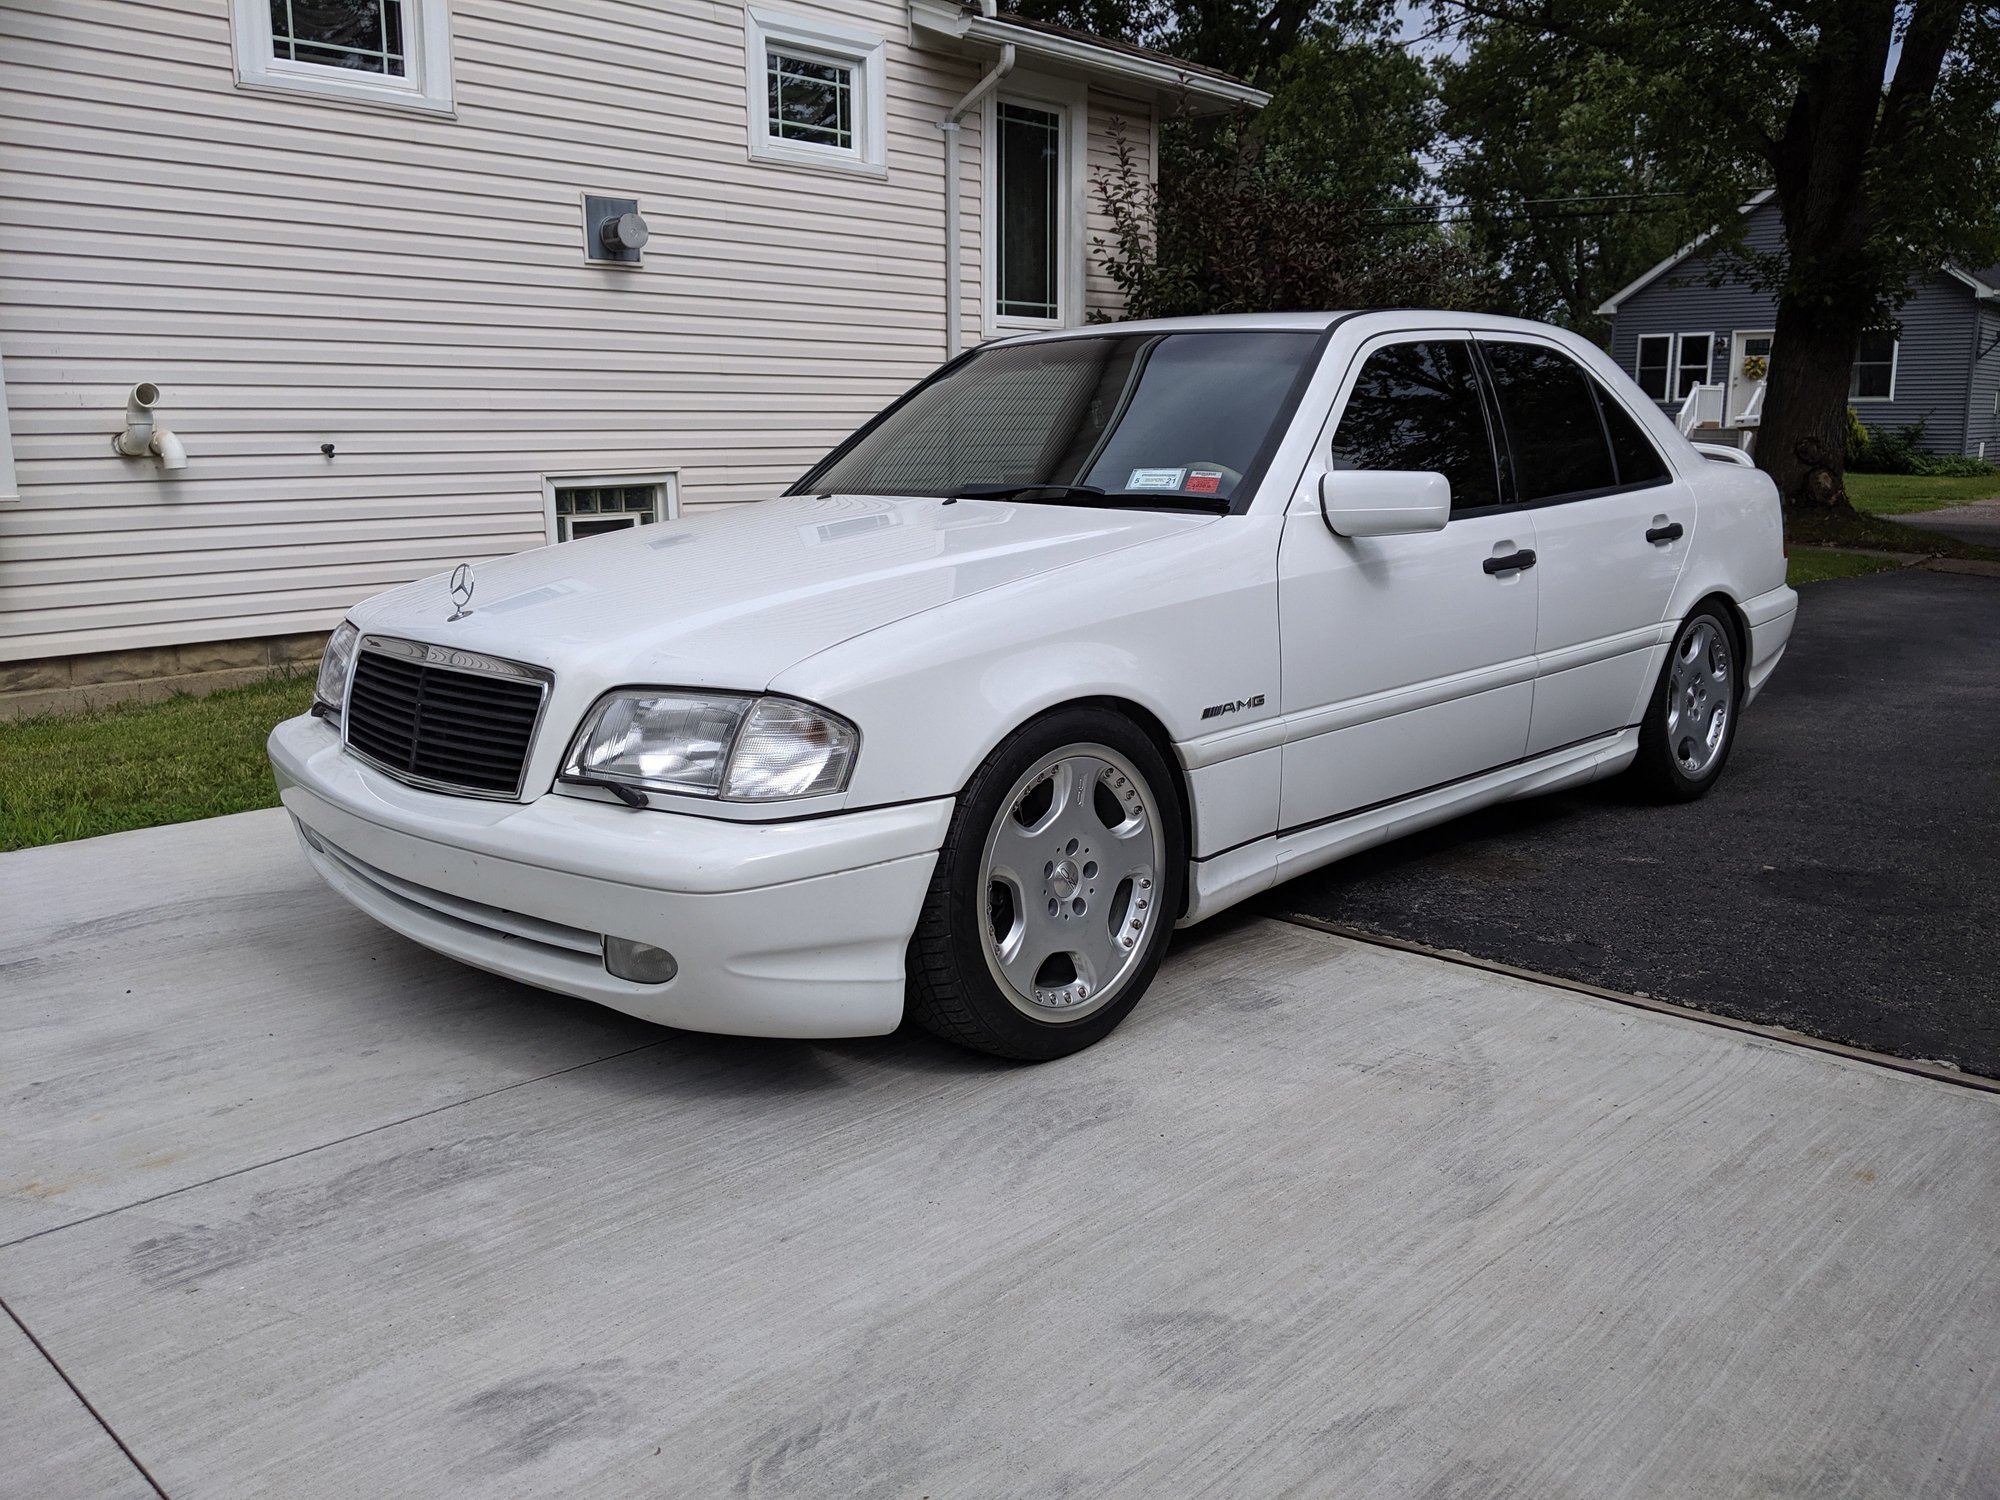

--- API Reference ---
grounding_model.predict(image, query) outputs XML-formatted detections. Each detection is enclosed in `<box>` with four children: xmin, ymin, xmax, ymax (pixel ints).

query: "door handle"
<box><xmin>1646</xmin><ymin>522</ymin><xmax>1685</xmax><ymax>544</ymax></box>
<box><xmin>1483</xmin><ymin>548</ymin><xmax>1537</xmax><ymax>575</ymax></box>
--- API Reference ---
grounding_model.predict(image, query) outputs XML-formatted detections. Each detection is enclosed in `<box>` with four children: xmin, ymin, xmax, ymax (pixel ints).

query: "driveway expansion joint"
<box><xmin>1273</xmin><ymin>911</ymin><xmax>2000</xmax><ymax>1096</ymax></box>
<box><xmin>0</xmin><ymin>1039</ymin><xmax>673</xmax><ymax>1254</ymax></box>
<box><xmin>2</xmin><ymin>1293</ymin><xmax>171</xmax><ymax>1499</ymax></box>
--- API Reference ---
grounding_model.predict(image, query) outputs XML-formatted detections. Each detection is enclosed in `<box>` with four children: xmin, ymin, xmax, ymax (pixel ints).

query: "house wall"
<box><xmin>0</xmin><ymin>0</ymin><xmax>1153</xmax><ymax>665</ymax></box>
<box><xmin>1608</xmin><ymin>198</ymin><xmax>1981</xmax><ymax>454</ymax></box>
<box><xmin>1969</xmin><ymin>303</ymin><xmax>2000</xmax><ymax>461</ymax></box>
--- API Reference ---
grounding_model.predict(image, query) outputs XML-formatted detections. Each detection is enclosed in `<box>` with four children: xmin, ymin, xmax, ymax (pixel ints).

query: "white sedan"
<box><xmin>269</xmin><ymin>312</ymin><xmax>1797</xmax><ymax>1059</ymax></box>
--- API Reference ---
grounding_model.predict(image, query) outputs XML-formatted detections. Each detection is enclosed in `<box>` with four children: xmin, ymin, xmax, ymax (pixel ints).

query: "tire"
<box><xmin>1632</xmin><ymin>603</ymin><xmax>1741</xmax><ymax>803</ymax></box>
<box><xmin>907</xmin><ymin>706</ymin><xmax>1186</xmax><ymax>1060</ymax></box>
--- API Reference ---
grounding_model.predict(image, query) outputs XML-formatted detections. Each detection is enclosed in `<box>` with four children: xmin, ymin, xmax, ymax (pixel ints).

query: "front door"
<box><xmin>1728</xmin><ymin>330</ymin><xmax>1773</xmax><ymax>426</ymax></box>
<box><xmin>1276</xmin><ymin>335</ymin><xmax>1538</xmax><ymax>833</ymax></box>
<box><xmin>1473</xmin><ymin>335</ymin><xmax>1695</xmax><ymax>754</ymax></box>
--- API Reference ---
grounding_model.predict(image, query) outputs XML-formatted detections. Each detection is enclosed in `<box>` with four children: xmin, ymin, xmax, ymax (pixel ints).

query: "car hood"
<box><xmin>348</xmin><ymin>493</ymin><xmax>1216</xmax><ymax>691</ymax></box>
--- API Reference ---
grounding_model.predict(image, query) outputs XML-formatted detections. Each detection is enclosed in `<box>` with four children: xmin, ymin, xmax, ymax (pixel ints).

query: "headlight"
<box><xmin>564</xmin><ymin>690</ymin><xmax>858</xmax><ymax>801</ymax></box>
<box><xmin>314</xmin><ymin>622</ymin><xmax>360</xmax><ymax>719</ymax></box>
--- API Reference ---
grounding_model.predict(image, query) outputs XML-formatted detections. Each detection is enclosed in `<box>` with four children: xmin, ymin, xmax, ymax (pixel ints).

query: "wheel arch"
<box><xmin>1686</xmin><ymin>588</ymin><xmax>1750</xmax><ymax>668</ymax></box>
<box><xmin>967</xmin><ymin>693</ymin><xmax>1197</xmax><ymax>918</ymax></box>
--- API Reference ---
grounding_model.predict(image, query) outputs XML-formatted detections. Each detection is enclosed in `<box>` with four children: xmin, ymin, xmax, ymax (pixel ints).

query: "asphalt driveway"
<box><xmin>1266</xmin><ymin>567</ymin><xmax>2000</xmax><ymax>1078</ymax></box>
<box><xmin>4</xmin><ymin>810</ymin><xmax>1998</xmax><ymax>1496</ymax></box>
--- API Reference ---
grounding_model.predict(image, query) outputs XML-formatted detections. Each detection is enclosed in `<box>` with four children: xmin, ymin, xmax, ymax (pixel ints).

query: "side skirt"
<box><xmin>1178</xmin><ymin>727</ymin><xmax>1639</xmax><ymax>926</ymax></box>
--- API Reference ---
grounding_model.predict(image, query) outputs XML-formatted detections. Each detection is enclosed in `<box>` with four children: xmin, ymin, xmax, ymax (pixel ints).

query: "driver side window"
<box><xmin>1328</xmin><ymin>340</ymin><xmax>1500</xmax><ymax>515</ymax></box>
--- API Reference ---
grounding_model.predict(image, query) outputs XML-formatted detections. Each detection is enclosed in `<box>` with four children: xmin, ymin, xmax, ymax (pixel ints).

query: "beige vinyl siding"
<box><xmin>1084</xmin><ymin>87</ymin><xmax>1153</xmax><ymax>323</ymax></box>
<box><xmin>0</xmin><ymin>0</ymin><xmax>1017</xmax><ymax>661</ymax></box>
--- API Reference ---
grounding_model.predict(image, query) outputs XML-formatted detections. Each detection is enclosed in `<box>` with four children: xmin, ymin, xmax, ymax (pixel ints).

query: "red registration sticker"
<box><xmin>1186</xmin><ymin>471</ymin><xmax>1223</xmax><ymax>494</ymax></box>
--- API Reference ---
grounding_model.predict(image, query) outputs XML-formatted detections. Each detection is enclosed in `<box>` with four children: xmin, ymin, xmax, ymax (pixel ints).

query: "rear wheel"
<box><xmin>907</xmin><ymin>707</ymin><xmax>1184</xmax><ymax>1060</ymax></box>
<box><xmin>1632</xmin><ymin>604</ymin><xmax>1740</xmax><ymax>802</ymax></box>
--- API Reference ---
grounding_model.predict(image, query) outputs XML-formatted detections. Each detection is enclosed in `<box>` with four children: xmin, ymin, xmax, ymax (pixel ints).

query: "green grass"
<box><xmin>1844</xmin><ymin>472</ymin><xmax>2000</xmax><ymax>516</ymax></box>
<box><xmin>1785</xmin><ymin>502</ymin><xmax>2000</xmax><ymax>562</ymax></box>
<box><xmin>1786</xmin><ymin>548</ymin><xmax>1909</xmax><ymax>587</ymax></box>
<box><xmin>0</xmin><ymin>672</ymin><xmax>314</xmax><ymax>852</ymax></box>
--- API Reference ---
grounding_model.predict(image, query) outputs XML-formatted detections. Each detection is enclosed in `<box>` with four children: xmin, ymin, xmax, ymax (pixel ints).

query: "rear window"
<box><xmin>1481</xmin><ymin>340</ymin><xmax>1618</xmax><ymax>502</ymax></box>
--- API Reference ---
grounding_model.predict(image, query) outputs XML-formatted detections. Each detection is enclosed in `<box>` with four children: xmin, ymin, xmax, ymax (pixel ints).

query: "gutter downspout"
<box><xmin>939</xmin><ymin>0</ymin><xmax>1013</xmax><ymax>360</ymax></box>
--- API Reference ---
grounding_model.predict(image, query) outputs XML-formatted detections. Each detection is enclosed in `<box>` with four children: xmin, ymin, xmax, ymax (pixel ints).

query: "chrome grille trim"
<box><xmin>341</xmin><ymin>634</ymin><xmax>553</xmax><ymax>801</ymax></box>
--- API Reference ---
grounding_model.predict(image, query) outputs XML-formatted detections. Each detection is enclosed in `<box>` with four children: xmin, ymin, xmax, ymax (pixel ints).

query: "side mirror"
<box><xmin>1318</xmin><ymin>469</ymin><xmax>1451</xmax><ymax>538</ymax></box>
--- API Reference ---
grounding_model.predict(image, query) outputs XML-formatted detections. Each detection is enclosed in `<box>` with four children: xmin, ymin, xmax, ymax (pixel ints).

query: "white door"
<box><xmin>1277</xmin><ymin>336</ymin><xmax>1539</xmax><ymax>832</ymax></box>
<box><xmin>1728</xmin><ymin>330</ymin><xmax>1773</xmax><ymax>426</ymax></box>
<box><xmin>1473</xmin><ymin>335</ymin><xmax>1695</xmax><ymax>753</ymax></box>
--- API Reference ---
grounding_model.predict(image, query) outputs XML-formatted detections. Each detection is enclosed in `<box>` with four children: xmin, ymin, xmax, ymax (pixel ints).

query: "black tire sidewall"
<box><xmin>932</xmin><ymin>707</ymin><xmax>1186</xmax><ymax>1059</ymax></box>
<box><xmin>1640</xmin><ymin>604</ymin><xmax>1742</xmax><ymax>800</ymax></box>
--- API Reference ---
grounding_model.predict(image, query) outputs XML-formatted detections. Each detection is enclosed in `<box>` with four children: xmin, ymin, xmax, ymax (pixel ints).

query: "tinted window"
<box><xmin>1592</xmin><ymin>382</ymin><xmax>1671</xmax><ymax>488</ymax></box>
<box><xmin>1328</xmin><ymin>340</ymin><xmax>1498</xmax><ymax>513</ymax></box>
<box><xmin>807</xmin><ymin>331</ymin><xmax>1321</xmax><ymax>506</ymax></box>
<box><xmin>1481</xmin><ymin>341</ymin><xmax>1617</xmax><ymax>502</ymax></box>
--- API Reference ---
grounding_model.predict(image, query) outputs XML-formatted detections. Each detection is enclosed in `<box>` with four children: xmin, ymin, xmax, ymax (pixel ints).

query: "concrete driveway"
<box><xmin>4</xmin><ymin>810</ymin><xmax>1998</xmax><ymax>1498</ymax></box>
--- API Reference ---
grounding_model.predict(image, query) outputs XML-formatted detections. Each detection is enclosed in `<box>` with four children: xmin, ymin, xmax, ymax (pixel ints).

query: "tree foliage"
<box><xmin>1434</xmin><ymin>25</ymin><xmax>1750</xmax><ymax>340</ymax></box>
<box><xmin>1431</xmin><ymin>0</ymin><xmax>2000</xmax><ymax>509</ymax></box>
<box><xmin>1092</xmin><ymin>112</ymin><xmax>1492</xmax><ymax>319</ymax></box>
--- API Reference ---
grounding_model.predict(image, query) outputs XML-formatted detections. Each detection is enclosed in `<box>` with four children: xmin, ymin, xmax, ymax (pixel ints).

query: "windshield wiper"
<box><xmin>947</xmin><ymin>482</ymin><xmax>1230</xmax><ymax>515</ymax></box>
<box><xmin>950</xmin><ymin>482</ymin><xmax>1107</xmax><ymax>503</ymax></box>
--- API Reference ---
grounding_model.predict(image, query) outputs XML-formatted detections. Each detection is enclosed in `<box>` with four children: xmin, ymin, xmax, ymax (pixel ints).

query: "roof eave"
<box><xmin>969</xmin><ymin>16</ymin><xmax>1269</xmax><ymax>109</ymax></box>
<box><xmin>1595</xmin><ymin>188</ymin><xmax>1777</xmax><ymax>317</ymax></box>
<box><xmin>907</xmin><ymin>3</ymin><xmax>1268</xmax><ymax>111</ymax></box>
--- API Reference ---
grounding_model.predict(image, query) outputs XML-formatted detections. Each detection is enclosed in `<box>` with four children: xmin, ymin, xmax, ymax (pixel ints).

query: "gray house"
<box><xmin>1601</xmin><ymin>191</ymin><xmax>2000</xmax><ymax>458</ymax></box>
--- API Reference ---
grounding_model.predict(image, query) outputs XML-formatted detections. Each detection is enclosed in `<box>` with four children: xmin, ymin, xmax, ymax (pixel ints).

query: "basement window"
<box><xmin>231</xmin><ymin>0</ymin><xmax>454</xmax><ymax>113</ymax></box>
<box><xmin>545</xmin><ymin>474</ymin><xmax>679</xmax><ymax>544</ymax></box>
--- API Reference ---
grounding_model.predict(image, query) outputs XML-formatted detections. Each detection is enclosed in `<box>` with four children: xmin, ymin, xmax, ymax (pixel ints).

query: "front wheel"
<box><xmin>1632</xmin><ymin>604</ymin><xmax>1740</xmax><ymax>802</ymax></box>
<box><xmin>907</xmin><ymin>707</ymin><xmax>1185</xmax><ymax>1060</ymax></box>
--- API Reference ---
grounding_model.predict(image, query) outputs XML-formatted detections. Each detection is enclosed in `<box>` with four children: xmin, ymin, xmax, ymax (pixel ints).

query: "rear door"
<box><xmin>1476</xmin><ymin>337</ymin><xmax>1694</xmax><ymax>754</ymax></box>
<box><xmin>1276</xmin><ymin>335</ymin><xmax>1538</xmax><ymax>833</ymax></box>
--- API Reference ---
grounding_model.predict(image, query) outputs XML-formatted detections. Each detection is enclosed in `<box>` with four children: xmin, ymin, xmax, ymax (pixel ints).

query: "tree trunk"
<box><xmin>1757</xmin><ymin>296</ymin><xmax>1861</xmax><ymax>511</ymax></box>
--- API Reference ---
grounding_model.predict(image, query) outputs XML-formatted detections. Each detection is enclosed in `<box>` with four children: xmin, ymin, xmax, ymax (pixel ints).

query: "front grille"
<box><xmin>343</xmin><ymin>638</ymin><xmax>548</xmax><ymax>798</ymax></box>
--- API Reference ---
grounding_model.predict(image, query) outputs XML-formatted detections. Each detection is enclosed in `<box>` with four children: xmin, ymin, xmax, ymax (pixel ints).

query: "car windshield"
<box><xmin>803</xmin><ymin>330</ymin><xmax>1323</xmax><ymax>508</ymax></box>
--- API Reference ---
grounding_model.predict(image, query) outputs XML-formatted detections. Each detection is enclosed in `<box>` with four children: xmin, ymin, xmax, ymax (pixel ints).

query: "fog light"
<box><xmin>604</xmin><ymin>936</ymin><xmax>677</xmax><ymax>984</ymax></box>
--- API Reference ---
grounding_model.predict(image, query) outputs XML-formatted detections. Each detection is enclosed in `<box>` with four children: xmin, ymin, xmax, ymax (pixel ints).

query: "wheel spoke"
<box><xmin>976</xmin><ymin>741</ymin><xmax>1169</xmax><ymax>1021</ymax></box>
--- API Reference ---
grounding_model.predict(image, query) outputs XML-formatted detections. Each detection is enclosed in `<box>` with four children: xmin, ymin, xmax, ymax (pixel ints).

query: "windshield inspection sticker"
<box><xmin>1127</xmin><ymin>467</ymin><xmax>1187</xmax><ymax>490</ymax></box>
<box><xmin>1186</xmin><ymin>470</ymin><xmax>1224</xmax><ymax>494</ymax></box>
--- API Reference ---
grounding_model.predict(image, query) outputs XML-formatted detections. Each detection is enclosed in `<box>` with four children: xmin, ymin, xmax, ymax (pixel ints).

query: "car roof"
<box><xmin>995</xmin><ymin>311</ymin><xmax>1592</xmax><ymax>343</ymax></box>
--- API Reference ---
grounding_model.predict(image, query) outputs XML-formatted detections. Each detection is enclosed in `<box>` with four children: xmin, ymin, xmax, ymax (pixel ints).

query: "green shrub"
<box><xmin>1843</xmin><ymin>407</ymin><xmax>1871</xmax><ymax>468</ymax></box>
<box><xmin>1911</xmin><ymin>451</ymin><xmax>1999</xmax><ymax>478</ymax></box>
<box><xmin>1847</xmin><ymin>417</ymin><xmax>1999</xmax><ymax>478</ymax></box>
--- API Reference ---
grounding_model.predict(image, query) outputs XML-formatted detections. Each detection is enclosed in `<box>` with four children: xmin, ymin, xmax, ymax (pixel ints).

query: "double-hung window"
<box><xmin>744</xmin><ymin>10</ymin><xmax>886</xmax><ymax>175</ymax></box>
<box><xmin>987</xmin><ymin>77</ymin><xmax>1085</xmax><ymax>330</ymax></box>
<box><xmin>1674</xmin><ymin>333</ymin><xmax>1714</xmax><ymax>400</ymax></box>
<box><xmin>1635</xmin><ymin>335</ymin><xmax>1673</xmax><ymax>401</ymax></box>
<box><xmin>231</xmin><ymin>0</ymin><xmax>454</xmax><ymax>112</ymax></box>
<box><xmin>1850</xmin><ymin>332</ymin><xmax>1897</xmax><ymax>401</ymax></box>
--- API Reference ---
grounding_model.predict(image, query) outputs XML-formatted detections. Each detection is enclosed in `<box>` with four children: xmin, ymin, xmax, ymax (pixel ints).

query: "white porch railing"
<box><xmin>1734</xmin><ymin>382</ymin><xmax>1766</xmax><ymax>427</ymax></box>
<box><xmin>1676</xmin><ymin>382</ymin><xmax>1726</xmax><ymax>436</ymax></box>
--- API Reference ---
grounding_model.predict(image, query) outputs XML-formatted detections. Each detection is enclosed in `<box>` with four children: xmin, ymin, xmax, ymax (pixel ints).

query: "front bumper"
<box><xmin>268</xmin><ymin>714</ymin><xmax>949</xmax><ymax>1038</ymax></box>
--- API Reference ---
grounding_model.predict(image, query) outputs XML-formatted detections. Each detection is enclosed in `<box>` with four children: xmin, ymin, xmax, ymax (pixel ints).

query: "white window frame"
<box><xmin>1634</xmin><ymin>334</ymin><xmax>1673</xmax><ymax>401</ymax></box>
<box><xmin>1672</xmin><ymin>332</ymin><xmax>1715</xmax><ymax>400</ymax></box>
<box><xmin>1849</xmin><ymin>333</ymin><xmax>1899</xmax><ymax>403</ymax></box>
<box><xmin>983</xmin><ymin>73</ymin><xmax>1089</xmax><ymax>334</ymax></box>
<box><xmin>542</xmin><ymin>471</ymin><xmax>680</xmax><ymax>545</ymax></box>
<box><xmin>744</xmin><ymin>9</ymin><xmax>887</xmax><ymax>177</ymax></box>
<box><xmin>230</xmin><ymin>0</ymin><xmax>455</xmax><ymax>115</ymax></box>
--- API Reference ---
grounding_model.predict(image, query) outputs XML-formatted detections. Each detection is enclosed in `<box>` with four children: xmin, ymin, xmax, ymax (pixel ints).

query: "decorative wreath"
<box><xmin>1741</xmin><ymin>354</ymin><xmax>1769</xmax><ymax>381</ymax></box>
